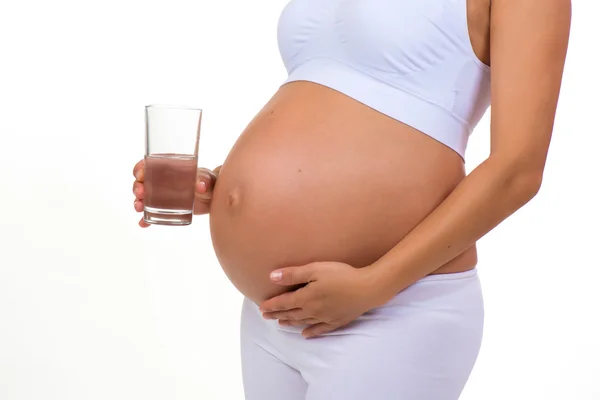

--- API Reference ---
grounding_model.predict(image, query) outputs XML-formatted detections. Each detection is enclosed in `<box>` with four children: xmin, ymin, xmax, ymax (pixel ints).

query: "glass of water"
<box><xmin>143</xmin><ymin>104</ymin><xmax>202</xmax><ymax>226</ymax></box>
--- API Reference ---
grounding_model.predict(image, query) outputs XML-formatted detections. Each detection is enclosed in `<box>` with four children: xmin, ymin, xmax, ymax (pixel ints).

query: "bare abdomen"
<box><xmin>209</xmin><ymin>82</ymin><xmax>474</xmax><ymax>303</ymax></box>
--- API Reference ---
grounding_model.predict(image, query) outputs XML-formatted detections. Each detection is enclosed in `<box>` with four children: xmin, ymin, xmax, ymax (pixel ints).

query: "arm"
<box><xmin>259</xmin><ymin>0</ymin><xmax>571</xmax><ymax>338</ymax></box>
<box><xmin>367</xmin><ymin>0</ymin><xmax>572</xmax><ymax>300</ymax></box>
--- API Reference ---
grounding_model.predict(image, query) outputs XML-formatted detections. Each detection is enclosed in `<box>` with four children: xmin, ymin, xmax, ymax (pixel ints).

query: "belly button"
<box><xmin>227</xmin><ymin>187</ymin><xmax>242</xmax><ymax>208</ymax></box>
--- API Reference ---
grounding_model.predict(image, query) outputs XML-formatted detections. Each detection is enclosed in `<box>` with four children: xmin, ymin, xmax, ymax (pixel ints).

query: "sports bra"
<box><xmin>277</xmin><ymin>0</ymin><xmax>491</xmax><ymax>160</ymax></box>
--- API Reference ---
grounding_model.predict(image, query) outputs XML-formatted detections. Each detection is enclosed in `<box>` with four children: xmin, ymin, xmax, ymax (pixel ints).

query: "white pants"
<box><xmin>240</xmin><ymin>269</ymin><xmax>484</xmax><ymax>400</ymax></box>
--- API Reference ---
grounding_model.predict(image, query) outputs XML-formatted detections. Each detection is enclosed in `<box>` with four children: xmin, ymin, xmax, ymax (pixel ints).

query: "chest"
<box><xmin>277</xmin><ymin>0</ymin><xmax>472</xmax><ymax>68</ymax></box>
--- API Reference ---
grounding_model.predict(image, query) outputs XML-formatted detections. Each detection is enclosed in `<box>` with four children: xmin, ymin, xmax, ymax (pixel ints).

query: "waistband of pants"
<box><xmin>413</xmin><ymin>268</ymin><xmax>478</xmax><ymax>282</ymax></box>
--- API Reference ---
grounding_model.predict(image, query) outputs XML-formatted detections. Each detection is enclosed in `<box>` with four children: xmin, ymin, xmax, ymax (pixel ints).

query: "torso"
<box><xmin>209</xmin><ymin>0</ymin><xmax>491</xmax><ymax>304</ymax></box>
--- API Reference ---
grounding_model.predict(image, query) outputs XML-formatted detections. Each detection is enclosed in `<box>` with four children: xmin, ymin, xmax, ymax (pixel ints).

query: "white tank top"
<box><xmin>277</xmin><ymin>0</ymin><xmax>491</xmax><ymax>159</ymax></box>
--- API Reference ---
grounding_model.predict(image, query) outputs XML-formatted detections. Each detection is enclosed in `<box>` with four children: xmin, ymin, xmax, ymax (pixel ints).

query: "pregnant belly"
<box><xmin>209</xmin><ymin>82</ymin><xmax>471</xmax><ymax>304</ymax></box>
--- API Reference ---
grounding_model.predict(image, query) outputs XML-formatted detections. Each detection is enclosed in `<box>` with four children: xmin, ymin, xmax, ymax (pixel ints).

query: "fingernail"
<box><xmin>134</xmin><ymin>187</ymin><xmax>139</xmax><ymax>195</ymax></box>
<box><xmin>270</xmin><ymin>271</ymin><xmax>282</xmax><ymax>281</ymax></box>
<box><xmin>196</xmin><ymin>180</ymin><xmax>207</xmax><ymax>192</ymax></box>
<box><xmin>135</xmin><ymin>170</ymin><xmax>142</xmax><ymax>181</ymax></box>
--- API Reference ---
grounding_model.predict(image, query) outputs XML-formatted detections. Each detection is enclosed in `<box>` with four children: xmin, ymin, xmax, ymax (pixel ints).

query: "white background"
<box><xmin>0</xmin><ymin>0</ymin><xmax>598</xmax><ymax>399</ymax></box>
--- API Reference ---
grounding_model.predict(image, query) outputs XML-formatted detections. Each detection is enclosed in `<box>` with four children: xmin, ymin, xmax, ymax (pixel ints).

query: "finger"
<box><xmin>278</xmin><ymin>318</ymin><xmax>320</xmax><ymax>326</ymax></box>
<box><xmin>260</xmin><ymin>290</ymin><xmax>307</xmax><ymax>313</ymax></box>
<box><xmin>133</xmin><ymin>181</ymin><xmax>145</xmax><ymax>199</ymax></box>
<box><xmin>196</xmin><ymin>168</ymin><xmax>218</xmax><ymax>196</ymax></box>
<box><xmin>138</xmin><ymin>217</ymin><xmax>150</xmax><ymax>228</ymax></box>
<box><xmin>193</xmin><ymin>168</ymin><xmax>218</xmax><ymax>215</ymax></box>
<box><xmin>302</xmin><ymin>323</ymin><xmax>337</xmax><ymax>339</ymax></box>
<box><xmin>192</xmin><ymin>197</ymin><xmax>212</xmax><ymax>215</ymax></box>
<box><xmin>133</xmin><ymin>160</ymin><xmax>145</xmax><ymax>181</ymax></box>
<box><xmin>133</xmin><ymin>160</ymin><xmax>145</xmax><ymax>182</ymax></box>
<box><xmin>134</xmin><ymin>199</ymin><xmax>144</xmax><ymax>213</ymax></box>
<box><xmin>262</xmin><ymin>308</ymin><xmax>306</xmax><ymax>321</ymax></box>
<box><xmin>270</xmin><ymin>265</ymin><xmax>317</xmax><ymax>286</ymax></box>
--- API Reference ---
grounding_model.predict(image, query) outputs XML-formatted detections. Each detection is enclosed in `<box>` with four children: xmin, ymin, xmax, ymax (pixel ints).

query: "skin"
<box><xmin>208</xmin><ymin>82</ymin><xmax>476</xmax><ymax>304</ymax></box>
<box><xmin>260</xmin><ymin>0</ymin><xmax>572</xmax><ymax>337</ymax></box>
<box><xmin>133</xmin><ymin>0</ymin><xmax>571</xmax><ymax>338</ymax></box>
<box><xmin>132</xmin><ymin>163</ymin><xmax>221</xmax><ymax>227</ymax></box>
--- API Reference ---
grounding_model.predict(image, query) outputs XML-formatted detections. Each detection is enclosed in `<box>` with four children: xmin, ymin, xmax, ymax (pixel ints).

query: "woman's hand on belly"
<box><xmin>258</xmin><ymin>261</ymin><xmax>383</xmax><ymax>339</ymax></box>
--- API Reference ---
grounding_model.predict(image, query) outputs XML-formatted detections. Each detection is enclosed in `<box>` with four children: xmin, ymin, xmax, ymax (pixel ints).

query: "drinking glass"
<box><xmin>143</xmin><ymin>104</ymin><xmax>202</xmax><ymax>226</ymax></box>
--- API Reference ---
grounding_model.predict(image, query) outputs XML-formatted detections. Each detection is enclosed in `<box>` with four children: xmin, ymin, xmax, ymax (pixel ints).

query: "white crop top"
<box><xmin>277</xmin><ymin>0</ymin><xmax>491</xmax><ymax>159</ymax></box>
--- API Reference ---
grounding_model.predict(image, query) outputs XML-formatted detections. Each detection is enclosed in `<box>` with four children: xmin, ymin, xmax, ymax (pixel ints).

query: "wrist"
<box><xmin>362</xmin><ymin>262</ymin><xmax>398</xmax><ymax>307</ymax></box>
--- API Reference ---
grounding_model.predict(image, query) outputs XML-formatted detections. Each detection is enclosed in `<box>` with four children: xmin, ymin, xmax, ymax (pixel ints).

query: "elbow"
<box><xmin>506</xmin><ymin>169</ymin><xmax>544</xmax><ymax>208</ymax></box>
<box><xmin>489</xmin><ymin>155</ymin><xmax>545</xmax><ymax>205</ymax></box>
<box><xmin>516</xmin><ymin>170</ymin><xmax>544</xmax><ymax>203</ymax></box>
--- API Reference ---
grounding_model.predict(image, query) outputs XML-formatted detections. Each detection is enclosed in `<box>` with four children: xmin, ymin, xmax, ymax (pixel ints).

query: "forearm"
<box><xmin>368</xmin><ymin>156</ymin><xmax>543</xmax><ymax>300</ymax></box>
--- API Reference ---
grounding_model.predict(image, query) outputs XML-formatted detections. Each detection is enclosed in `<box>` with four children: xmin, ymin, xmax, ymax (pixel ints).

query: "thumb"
<box><xmin>195</xmin><ymin>168</ymin><xmax>218</xmax><ymax>197</ymax></box>
<box><xmin>270</xmin><ymin>265</ymin><xmax>317</xmax><ymax>286</ymax></box>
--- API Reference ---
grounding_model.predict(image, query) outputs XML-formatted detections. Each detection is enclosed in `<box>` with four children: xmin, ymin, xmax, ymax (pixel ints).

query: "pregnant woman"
<box><xmin>132</xmin><ymin>0</ymin><xmax>571</xmax><ymax>398</ymax></box>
